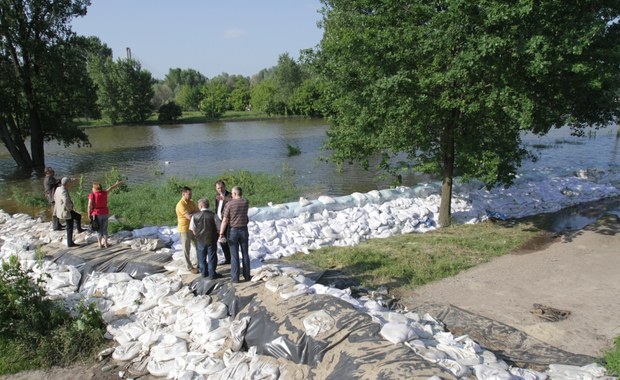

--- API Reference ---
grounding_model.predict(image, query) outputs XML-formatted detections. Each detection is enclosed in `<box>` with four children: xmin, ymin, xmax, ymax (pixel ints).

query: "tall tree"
<box><xmin>318</xmin><ymin>0</ymin><xmax>620</xmax><ymax>226</ymax></box>
<box><xmin>272</xmin><ymin>53</ymin><xmax>303</xmax><ymax>115</ymax></box>
<box><xmin>89</xmin><ymin>57</ymin><xmax>155</xmax><ymax>124</ymax></box>
<box><xmin>199</xmin><ymin>82</ymin><xmax>229</xmax><ymax>119</ymax></box>
<box><xmin>0</xmin><ymin>0</ymin><xmax>92</xmax><ymax>170</ymax></box>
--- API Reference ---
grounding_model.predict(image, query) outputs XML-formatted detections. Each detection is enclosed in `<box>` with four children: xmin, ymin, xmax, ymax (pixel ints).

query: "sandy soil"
<box><xmin>2</xmin><ymin>216</ymin><xmax>618</xmax><ymax>379</ymax></box>
<box><xmin>400</xmin><ymin>214</ymin><xmax>620</xmax><ymax>358</ymax></box>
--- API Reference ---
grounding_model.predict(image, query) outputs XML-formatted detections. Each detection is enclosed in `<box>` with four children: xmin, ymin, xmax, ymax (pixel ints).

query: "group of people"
<box><xmin>44</xmin><ymin>168</ymin><xmax>249</xmax><ymax>283</ymax></box>
<box><xmin>175</xmin><ymin>180</ymin><xmax>251</xmax><ymax>283</ymax></box>
<box><xmin>43</xmin><ymin>167</ymin><xmax>123</xmax><ymax>248</ymax></box>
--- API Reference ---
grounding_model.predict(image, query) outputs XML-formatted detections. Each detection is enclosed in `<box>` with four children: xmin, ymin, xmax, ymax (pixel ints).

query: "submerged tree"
<box><xmin>318</xmin><ymin>0</ymin><xmax>620</xmax><ymax>226</ymax></box>
<box><xmin>0</xmin><ymin>0</ymin><xmax>92</xmax><ymax>170</ymax></box>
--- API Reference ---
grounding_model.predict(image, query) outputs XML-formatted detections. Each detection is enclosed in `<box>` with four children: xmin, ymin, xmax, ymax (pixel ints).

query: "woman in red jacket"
<box><xmin>88</xmin><ymin>179</ymin><xmax>123</xmax><ymax>248</ymax></box>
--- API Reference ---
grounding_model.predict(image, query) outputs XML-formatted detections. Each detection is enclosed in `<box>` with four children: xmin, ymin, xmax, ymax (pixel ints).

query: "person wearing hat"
<box><xmin>54</xmin><ymin>177</ymin><xmax>86</xmax><ymax>247</ymax></box>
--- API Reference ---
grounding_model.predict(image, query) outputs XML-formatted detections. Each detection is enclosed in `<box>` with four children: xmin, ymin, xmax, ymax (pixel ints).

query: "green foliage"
<box><xmin>158</xmin><ymin>101</ymin><xmax>183</xmax><ymax>122</ymax></box>
<box><xmin>318</xmin><ymin>0</ymin><xmax>620</xmax><ymax>226</ymax></box>
<box><xmin>200</xmin><ymin>82</ymin><xmax>229</xmax><ymax>119</ymax></box>
<box><xmin>0</xmin><ymin>259</ymin><xmax>107</xmax><ymax>374</ymax></box>
<box><xmin>0</xmin><ymin>0</ymin><xmax>92</xmax><ymax>169</ymax></box>
<box><xmin>286</xmin><ymin>144</ymin><xmax>301</xmax><ymax>156</ymax></box>
<box><xmin>176</xmin><ymin>84</ymin><xmax>204</xmax><ymax>111</ymax></box>
<box><xmin>605</xmin><ymin>336</ymin><xmax>620</xmax><ymax>376</ymax></box>
<box><xmin>250</xmin><ymin>80</ymin><xmax>283</xmax><ymax>115</ymax></box>
<box><xmin>10</xmin><ymin>188</ymin><xmax>48</xmax><ymax>208</ymax></box>
<box><xmin>107</xmin><ymin>169</ymin><xmax>299</xmax><ymax>231</ymax></box>
<box><xmin>89</xmin><ymin>57</ymin><xmax>155</xmax><ymax>124</ymax></box>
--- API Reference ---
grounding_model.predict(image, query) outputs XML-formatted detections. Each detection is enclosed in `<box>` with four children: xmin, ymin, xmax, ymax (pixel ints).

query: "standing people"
<box><xmin>219</xmin><ymin>186</ymin><xmax>250</xmax><ymax>283</ymax></box>
<box><xmin>176</xmin><ymin>186</ymin><xmax>199</xmax><ymax>273</ymax></box>
<box><xmin>214</xmin><ymin>179</ymin><xmax>232</xmax><ymax>264</ymax></box>
<box><xmin>54</xmin><ymin>177</ymin><xmax>85</xmax><ymax>247</ymax></box>
<box><xmin>88</xmin><ymin>179</ymin><xmax>124</xmax><ymax>249</ymax></box>
<box><xmin>43</xmin><ymin>167</ymin><xmax>63</xmax><ymax>230</ymax></box>
<box><xmin>190</xmin><ymin>198</ymin><xmax>222</xmax><ymax>279</ymax></box>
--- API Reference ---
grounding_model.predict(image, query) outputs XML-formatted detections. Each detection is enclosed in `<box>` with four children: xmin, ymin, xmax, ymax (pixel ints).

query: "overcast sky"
<box><xmin>72</xmin><ymin>0</ymin><xmax>324</xmax><ymax>80</ymax></box>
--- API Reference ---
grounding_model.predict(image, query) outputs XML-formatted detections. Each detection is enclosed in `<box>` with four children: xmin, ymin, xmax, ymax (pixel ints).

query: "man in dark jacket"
<box><xmin>214</xmin><ymin>179</ymin><xmax>232</xmax><ymax>264</ymax></box>
<box><xmin>190</xmin><ymin>198</ymin><xmax>222</xmax><ymax>279</ymax></box>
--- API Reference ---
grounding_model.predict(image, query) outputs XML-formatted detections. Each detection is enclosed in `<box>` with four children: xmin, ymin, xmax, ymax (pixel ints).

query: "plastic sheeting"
<box><xmin>412</xmin><ymin>303</ymin><xmax>598</xmax><ymax>371</ymax></box>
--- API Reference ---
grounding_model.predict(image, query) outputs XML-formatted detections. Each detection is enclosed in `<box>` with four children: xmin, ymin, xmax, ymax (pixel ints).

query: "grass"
<box><xmin>102</xmin><ymin>169</ymin><xmax>299</xmax><ymax>232</ymax></box>
<box><xmin>605</xmin><ymin>336</ymin><xmax>620</xmax><ymax>376</ymax></box>
<box><xmin>78</xmin><ymin>110</ymin><xmax>278</xmax><ymax>127</ymax></box>
<box><xmin>283</xmin><ymin>220</ymin><xmax>540</xmax><ymax>290</ymax></box>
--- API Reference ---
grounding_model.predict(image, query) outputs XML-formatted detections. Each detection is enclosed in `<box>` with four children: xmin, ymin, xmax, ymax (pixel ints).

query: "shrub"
<box><xmin>0</xmin><ymin>258</ymin><xmax>107</xmax><ymax>374</ymax></box>
<box><xmin>158</xmin><ymin>101</ymin><xmax>182</xmax><ymax>122</ymax></box>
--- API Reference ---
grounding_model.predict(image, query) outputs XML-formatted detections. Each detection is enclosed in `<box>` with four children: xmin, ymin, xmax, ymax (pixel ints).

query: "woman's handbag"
<box><xmin>90</xmin><ymin>215</ymin><xmax>99</xmax><ymax>231</ymax></box>
<box><xmin>89</xmin><ymin>192</ymin><xmax>99</xmax><ymax>231</ymax></box>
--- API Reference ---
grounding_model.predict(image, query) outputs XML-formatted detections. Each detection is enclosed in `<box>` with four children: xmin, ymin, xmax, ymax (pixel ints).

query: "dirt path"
<box><xmin>399</xmin><ymin>215</ymin><xmax>620</xmax><ymax>358</ymax></box>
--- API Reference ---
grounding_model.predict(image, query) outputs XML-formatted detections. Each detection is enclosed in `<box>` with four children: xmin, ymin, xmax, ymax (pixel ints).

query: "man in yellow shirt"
<box><xmin>176</xmin><ymin>186</ymin><xmax>198</xmax><ymax>273</ymax></box>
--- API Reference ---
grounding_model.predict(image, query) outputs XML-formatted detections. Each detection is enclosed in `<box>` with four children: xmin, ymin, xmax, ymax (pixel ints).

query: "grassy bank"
<box><xmin>99</xmin><ymin>169</ymin><xmax>298</xmax><ymax>232</ymax></box>
<box><xmin>77</xmin><ymin>110</ymin><xmax>280</xmax><ymax>128</ymax></box>
<box><xmin>283</xmin><ymin>220</ymin><xmax>541</xmax><ymax>290</ymax></box>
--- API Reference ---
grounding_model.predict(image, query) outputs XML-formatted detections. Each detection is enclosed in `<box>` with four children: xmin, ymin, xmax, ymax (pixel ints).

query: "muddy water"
<box><xmin>0</xmin><ymin>120</ymin><xmax>618</xmax><ymax>230</ymax></box>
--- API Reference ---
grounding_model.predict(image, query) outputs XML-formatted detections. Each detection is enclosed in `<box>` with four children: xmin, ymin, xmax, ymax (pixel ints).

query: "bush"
<box><xmin>0</xmin><ymin>258</ymin><xmax>107</xmax><ymax>374</ymax></box>
<box><xmin>158</xmin><ymin>101</ymin><xmax>182</xmax><ymax>122</ymax></box>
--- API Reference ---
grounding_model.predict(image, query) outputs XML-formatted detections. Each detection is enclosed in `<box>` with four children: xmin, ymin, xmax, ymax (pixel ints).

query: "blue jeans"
<box><xmin>228</xmin><ymin>226</ymin><xmax>250</xmax><ymax>282</ymax></box>
<box><xmin>197</xmin><ymin>241</ymin><xmax>217</xmax><ymax>278</ymax></box>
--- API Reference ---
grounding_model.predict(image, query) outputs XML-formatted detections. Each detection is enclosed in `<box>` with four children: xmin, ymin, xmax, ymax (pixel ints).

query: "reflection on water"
<box><xmin>1</xmin><ymin>120</ymin><xmax>618</xmax><ymax>218</ymax></box>
<box><xmin>0</xmin><ymin>119</ymin><xmax>409</xmax><ymax>214</ymax></box>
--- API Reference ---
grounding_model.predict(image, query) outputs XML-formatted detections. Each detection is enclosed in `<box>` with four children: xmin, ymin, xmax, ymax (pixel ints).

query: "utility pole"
<box><xmin>126</xmin><ymin>47</ymin><xmax>132</xmax><ymax>60</ymax></box>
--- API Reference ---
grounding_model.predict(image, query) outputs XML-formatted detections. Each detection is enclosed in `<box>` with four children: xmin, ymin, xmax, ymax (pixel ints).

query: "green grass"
<box><xmin>78</xmin><ymin>110</ymin><xmax>277</xmax><ymax>127</ymax></box>
<box><xmin>284</xmin><ymin>220</ymin><xmax>540</xmax><ymax>289</ymax></box>
<box><xmin>102</xmin><ymin>169</ymin><xmax>299</xmax><ymax>232</ymax></box>
<box><xmin>605</xmin><ymin>336</ymin><xmax>620</xmax><ymax>376</ymax></box>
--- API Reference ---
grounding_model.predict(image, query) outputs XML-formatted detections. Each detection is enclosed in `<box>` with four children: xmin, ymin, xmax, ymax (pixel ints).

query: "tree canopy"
<box><xmin>317</xmin><ymin>0</ymin><xmax>620</xmax><ymax>226</ymax></box>
<box><xmin>0</xmin><ymin>0</ymin><xmax>92</xmax><ymax>171</ymax></box>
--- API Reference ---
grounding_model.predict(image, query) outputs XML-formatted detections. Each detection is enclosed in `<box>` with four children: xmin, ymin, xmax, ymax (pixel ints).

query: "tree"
<box><xmin>199</xmin><ymin>82</ymin><xmax>229</xmax><ymax>119</ymax></box>
<box><xmin>0</xmin><ymin>0</ymin><xmax>92</xmax><ymax>171</ymax></box>
<box><xmin>250</xmin><ymin>80</ymin><xmax>282</xmax><ymax>115</ymax></box>
<box><xmin>89</xmin><ymin>57</ymin><xmax>155</xmax><ymax>124</ymax></box>
<box><xmin>158</xmin><ymin>101</ymin><xmax>182</xmax><ymax>122</ymax></box>
<box><xmin>176</xmin><ymin>84</ymin><xmax>203</xmax><ymax>111</ymax></box>
<box><xmin>272</xmin><ymin>53</ymin><xmax>303</xmax><ymax>115</ymax></box>
<box><xmin>318</xmin><ymin>0</ymin><xmax>620</xmax><ymax>227</ymax></box>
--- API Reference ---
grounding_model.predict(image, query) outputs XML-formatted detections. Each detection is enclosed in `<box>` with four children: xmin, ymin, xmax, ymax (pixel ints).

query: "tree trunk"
<box><xmin>439</xmin><ymin>126</ymin><xmax>455</xmax><ymax>227</ymax></box>
<box><xmin>0</xmin><ymin>116</ymin><xmax>33</xmax><ymax>169</ymax></box>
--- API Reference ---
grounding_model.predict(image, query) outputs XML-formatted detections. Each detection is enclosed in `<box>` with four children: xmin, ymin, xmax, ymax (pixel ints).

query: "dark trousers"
<box><xmin>219</xmin><ymin>239</ymin><xmax>231</xmax><ymax>264</ymax></box>
<box><xmin>65</xmin><ymin>210</ymin><xmax>82</xmax><ymax>245</ymax></box>
<box><xmin>228</xmin><ymin>226</ymin><xmax>250</xmax><ymax>282</ymax></box>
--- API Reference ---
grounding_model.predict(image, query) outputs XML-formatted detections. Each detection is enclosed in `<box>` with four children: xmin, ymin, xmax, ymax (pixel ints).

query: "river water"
<box><xmin>0</xmin><ymin>119</ymin><xmax>619</xmax><ymax>219</ymax></box>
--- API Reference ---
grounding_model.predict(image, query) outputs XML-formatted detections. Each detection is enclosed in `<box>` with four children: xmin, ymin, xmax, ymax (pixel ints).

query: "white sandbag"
<box><xmin>230</xmin><ymin>316</ymin><xmax>251</xmax><ymax>352</ymax></box>
<box><xmin>111</xmin><ymin>341</ymin><xmax>142</xmax><ymax>361</ymax></box>
<box><xmin>472</xmin><ymin>364</ymin><xmax>514</xmax><ymax>380</ymax></box>
<box><xmin>437</xmin><ymin>358</ymin><xmax>471</xmax><ymax>377</ymax></box>
<box><xmin>248</xmin><ymin>356</ymin><xmax>280</xmax><ymax>379</ymax></box>
<box><xmin>380</xmin><ymin>322</ymin><xmax>418</xmax><ymax>344</ymax></box>
<box><xmin>303</xmin><ymin>309</ymin><xmax>335</xmax><ymax>337</ymax></box>
<box><xmin>150</xmin><ymin>334</ymin><xmax>188</xmax><ymax>362</ymax></box>
<box><xmin>204</xmin><ymin>301</ymin><xmax>228</xmax><ymax>319</ymax></box>
<box><xmin>280</xmin><ymin>283</ymin><xmax>309</xmax><ymax>300</ymax></box>
<box><xmin>147</xmin><ymin>356</ymin><xmax>177</xmax><ymax>378</ymax></box>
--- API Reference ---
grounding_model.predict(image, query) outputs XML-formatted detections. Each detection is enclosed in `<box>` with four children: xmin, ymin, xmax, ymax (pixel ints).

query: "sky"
<box><xmin>71</xmin><ymin>0</ymin><xmax>325</xmax><ymax>80</ymax></box>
